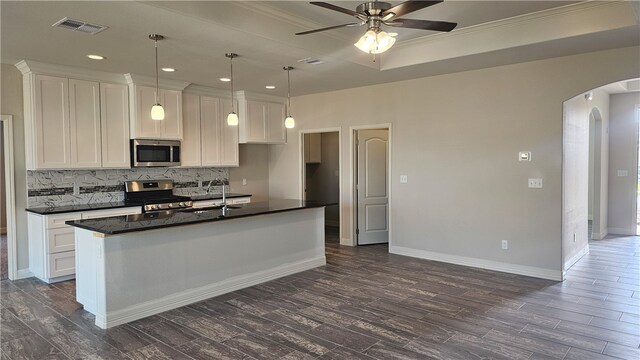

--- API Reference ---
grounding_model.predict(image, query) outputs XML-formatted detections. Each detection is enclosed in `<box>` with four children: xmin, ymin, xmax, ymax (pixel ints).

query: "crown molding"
<box><xmin>124</xmin><ymin>73</ymin><xmax>190</xmax><ymax>91</ymax></box>
<box><xmin>236</xmin><ymin>90</ymin><xmax>286</xmax><ymax>103</ymax></box>
<box><xmin>383</xmin><ymin>1</ymin><xmax>639</xmax><ymax>70</ymax></box>
<box><xmin>14</xmin><ymin>60</ymin><xmax>127</xmax><ymax>84</ymax></box>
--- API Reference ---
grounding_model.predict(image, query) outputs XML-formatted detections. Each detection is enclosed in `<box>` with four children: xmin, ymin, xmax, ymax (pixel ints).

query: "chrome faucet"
<box><xmin>222</xmin><ymin>182</ymin><xmax>227</xmax><ymax>205</ymax></box>
<box><xmin>205</xmin><ymin>180</ymin><xmax>214</xmax><ymax>194</ymax></box>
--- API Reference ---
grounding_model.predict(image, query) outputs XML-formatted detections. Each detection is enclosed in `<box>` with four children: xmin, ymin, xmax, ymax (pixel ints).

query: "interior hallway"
<box><xmin>1</xmin><ymin>234</ymin><xmax>638</xmax><ymax>359</ymax></box>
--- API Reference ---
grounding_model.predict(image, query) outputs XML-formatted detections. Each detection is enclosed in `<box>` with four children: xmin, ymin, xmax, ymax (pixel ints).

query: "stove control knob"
<box><xmin>148</xmin><ymin>205</ymin><xmax>157</xmax><ymax>210</ymax></box>
<box><xmin>179</xmin><ymin>202</ymin><xmax>185</xmax><ymax>207</ymax></box>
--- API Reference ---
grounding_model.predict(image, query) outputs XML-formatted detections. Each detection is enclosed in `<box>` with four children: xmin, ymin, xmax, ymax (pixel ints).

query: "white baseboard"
<box><xmin>608</xmin><ymin>227</ymin><xmax>636</xmax><ymax>236</ymax></box>
<box><xmin>389</xmin><ymin>245</ymin><xmax>562</xmax><ymax>281</ymax></box>
<box><xmin>591</xmin><ymin>228</ymin><xmax>608</xmax><ymax>240</ymax></box>
<box><xmin>563</xmin><ymin>245</ymin><xmax>589</xmax><ymax>276</ymax></box>
<box><xmin>97</xmin><ymin>256</ymin><xmax>326</xmax><ymax>329</ymax></box>
<box><xmin>15</xmin><ymin>268</ymin><xmax>33</xmax><ymax>280</ymax></box>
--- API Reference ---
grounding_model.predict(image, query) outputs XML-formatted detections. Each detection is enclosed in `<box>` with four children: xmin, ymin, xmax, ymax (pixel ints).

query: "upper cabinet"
<box><xmin>18</xmin><ymin>61</ymin><xmax>132</xmax><ymax>170</ymax></box>
<box><xmin>237</xmin><ymin>91</ymin><xmax>287</xmax><ymax>144</ymax></box>
<box><xmin>181</xmin><ymin>90</ymin><xmax>239</xmax><ymax>167</ymax></box>
<box><xmin>125</xmin><ymin>74</ymin><xmax>189</xmax><ymax>140</ymax></box>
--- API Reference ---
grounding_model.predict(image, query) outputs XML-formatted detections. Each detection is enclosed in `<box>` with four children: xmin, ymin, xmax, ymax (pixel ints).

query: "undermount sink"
<box><xmin>184</xmin><ymin>205</ymin><xmax>243</xmax><ymax>213</ymax></box>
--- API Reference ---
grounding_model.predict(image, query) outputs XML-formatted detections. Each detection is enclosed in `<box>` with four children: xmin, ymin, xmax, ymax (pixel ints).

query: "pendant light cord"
<box><xmin>230</xmin><ymin>56</ymin><xmax>234</xmax><ymax>112</ymax></box>
<box><xmin>287</xmin><ymin>69</ymin><xmax>291</xmax><ymax>115</ymax></box>
<box><xmin>155</xmin><ymin>39</ymin><xmax>159</xmax><ymax>104</ymax></box>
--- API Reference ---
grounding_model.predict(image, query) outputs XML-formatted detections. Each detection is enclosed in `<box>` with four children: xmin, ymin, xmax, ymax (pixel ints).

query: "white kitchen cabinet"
<box><xmin>130</xmin><ymin>84</ymin><xmax>183</xmax><ymax>140</ymax></box>
<box><xmin>181</xmin><ymin>93</ymin><xmax>202</xmax><ymax>167</ymax></box>
<box><xmin>31</xmin><ymin>74</ymin><xmax>71</xmax><ymax>169</ymax></box>
<box><xmin>304</xmin><ymin>133</ymin><xmax>322</xmax><ymax>164</ymax></box>
<box><xmin>237</xmin><ymin>91</ymin><xmax>287</xmax><ymax>144</ymax></box>
<box><xmin>100</xmin><ymin>83</ymin><xmax>131</xmax><ymax>168</ymax></box>
<box><xmin>28</xmin><ymin>207</ymin><xmax>141</xmax><ymax>283</ymax></box>
<box><xmin>181</xmin><ymin>93</ymin><xmax>239</xmax><ymax>167</ymax></box>
<box><xmin>21</xmin><ymin>69</ymin><xmax>131</xmax><ymax>170</ymax></box>
<box><xmin>69</xmin><ymin>79</ymin><xmax>102</xmax><ymax>168</ymax></box>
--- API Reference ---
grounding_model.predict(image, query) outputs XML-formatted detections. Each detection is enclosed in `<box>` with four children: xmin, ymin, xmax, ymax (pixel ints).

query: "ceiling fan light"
<box><xmin>227</xmin><ymin>112</ymin><xmax>239</xmax><ymax>126</ymax></box>
<box><xmin>285</xmin><ymin>116</ymin><xmax>295</xmax><ymax>129</ymax></box>
<box><xmin>151</xmin><ymin>104</ymin><xmax>165</xmax><ymax>121</ymax></box>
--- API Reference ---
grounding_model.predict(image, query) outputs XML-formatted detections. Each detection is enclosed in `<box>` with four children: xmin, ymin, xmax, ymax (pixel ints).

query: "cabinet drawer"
<box><xmin>47</xmin><ymin>227</ymin><xmax>76</xmax><ymax>254</ymax></box>
<box><xmin>48</xmin><ymin>251</ymin><xmax>75</xmax><ymax>278</ymax></box>
<box><xmin>229</xmin><ymin>197</ymin><xmax>251</xmax><ymax>205</ymax></box>
<box><xmin>192</xmin><ymin>199</ymin><xmax>223</xmax><ymax>208</ymax></box>
<box><xmin>47</xmin><ymin>213</ymin><xmax>81</xmax><ymax>229</ymax></box>
<box><xmin>82</xmin><ymin>207</ymin><xmax>140</xmax><ymax>219</ymax></box>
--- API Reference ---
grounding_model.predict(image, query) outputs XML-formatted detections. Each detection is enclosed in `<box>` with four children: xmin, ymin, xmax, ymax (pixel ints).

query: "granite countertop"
<box><xmin>189</xmin><ymin>193</ymin><xmax>252</xmax><ymax>201</ymax></box>
<box><xmin>65</xmin><ymin>199</ymin><xmax>334</xmax><ymax>235</ymax></box>
<box><xmin>26</xmin><ymin>202</ymin><xmax>138</xmax><ymax>215</ymax></box>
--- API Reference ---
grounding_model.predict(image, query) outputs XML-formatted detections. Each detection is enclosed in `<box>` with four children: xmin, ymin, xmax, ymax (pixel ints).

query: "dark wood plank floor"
<box><xmin>1</xmin><ymin>230</ymin><xmax>638</xmax><ymax>359</ymax></box>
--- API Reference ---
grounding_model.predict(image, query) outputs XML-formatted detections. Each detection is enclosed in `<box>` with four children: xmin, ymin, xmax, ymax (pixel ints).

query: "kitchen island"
<box><xmin>66</xmin><ymin>199</ymin><xmax>330</xmax><ymax>329</ymax></box>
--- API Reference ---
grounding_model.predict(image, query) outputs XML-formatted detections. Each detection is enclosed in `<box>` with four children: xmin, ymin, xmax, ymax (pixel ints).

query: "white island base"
<box><xmin>74</xmin><ymin>208</ymin><xmax>326</xmax><ymax>329</ymax></box>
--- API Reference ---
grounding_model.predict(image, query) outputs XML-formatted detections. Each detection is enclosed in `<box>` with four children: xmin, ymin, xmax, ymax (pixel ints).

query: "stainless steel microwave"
<box><xmin>131</xmin><ymin>139</ymin><xmax>181</xmax><ymax>167</ymax></box>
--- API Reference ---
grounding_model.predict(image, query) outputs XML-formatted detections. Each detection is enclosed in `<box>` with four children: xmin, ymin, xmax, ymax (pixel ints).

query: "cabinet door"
<box><xmin>267</xmin><ymin>102</ymin><xmax>286</xmax><ymax>144</ymax></box>
<box><xmin>34</xmin><ymin>75</ymin><xmax>70</xmax><ymax>168</ymax></box>
<box><xmin>220</xmin><ymin>98</ymin><xmax>239</xmax><ymax>166</ymax></box>
<box><xmin>181</xmin><ymin>93</ymin><xmax>202</xmax><ymax>167</ymax></box>
<box><xmin>100</xmin><ymin>83</ymin><xmax>131</xmax><ymax>168</ymax></box>
<box><xmin>200</xmin><ymin>96</ymin><xmax>221</xmax><ymax>166</ymax></box>
<box><xmin>69</xmin><ymin>79</ymin><xmax>101</xmax><ymax>168</ymax></box>
<box><xmin>160</xmin><ymin>89</ymin><xmax>183</xmax><ymax>140</ymax></box>
<box><xmin>133</xmin><ymin>85</ymin><xmax>161</xmax><ymax>138</ymax></box>
<box><xmin>246</xmin><ymin>100</ymin><xmax>267</xmax><ymax>142</ymax></box>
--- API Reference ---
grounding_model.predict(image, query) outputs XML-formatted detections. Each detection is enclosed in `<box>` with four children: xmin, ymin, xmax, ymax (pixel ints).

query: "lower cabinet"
<box><xmin>28</xmin><ymin>207</ymin><xmax>141</xmax><ymax>283</ymax></box>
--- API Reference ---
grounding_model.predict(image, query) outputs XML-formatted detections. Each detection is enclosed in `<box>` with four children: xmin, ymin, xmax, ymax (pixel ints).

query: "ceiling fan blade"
<box><xmin>296</xmin><ymin>22</ymin><xmax>362</xmax><ymax>35</ymax></box>
<box><xmin>381</xmin><ymin>0</ymin><xmax>442</xmax><ymax>20</ymax></box>
<box><xmin>310</xmin><ymin>2</ymin><xmax>360</xmax><ymax>17</ymax></box>
<box><xmin>385</xmin><ymin>18</ymin><xmax>457</xmax><ymax>32</ymax></box>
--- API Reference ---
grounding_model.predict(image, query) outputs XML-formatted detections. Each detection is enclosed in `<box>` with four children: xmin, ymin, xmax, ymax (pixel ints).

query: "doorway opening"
<box><xmin>353</xmin><ymin>128</ymin><xmax>389</xmax><ymax>246</ymax></box>
<box><xmin>636</xmin><ymin>105</ymin><xmax>640</xmax><ymax>235</ymax></box>
<box><xmin>301</xmin><ymin>130</ymin><xmax>341</xmax><ymax>244</ymax></box>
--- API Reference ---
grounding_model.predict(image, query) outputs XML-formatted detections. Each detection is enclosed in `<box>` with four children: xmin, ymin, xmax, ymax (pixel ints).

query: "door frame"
<box><xmin>350</xmin><ymin>124</ymin><xmax>392</xmax><ymax>246</ymax></box>
<box><xmin>1</xmin><ymin>115</ymin><xmax>18</xmax><ymax>280</ymax></box>
<box><xmin>298</xmin><ymin>127</ymin><xmax>342</xmax><ymax>235</ymax></box>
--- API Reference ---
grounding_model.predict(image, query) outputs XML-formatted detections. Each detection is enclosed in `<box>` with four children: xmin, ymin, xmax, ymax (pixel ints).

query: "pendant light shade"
<box><xmin>226</xmin><ymin>53</ymin><xmax>239</xmax><ymax>126</ymax></box>
<box><xmin>283</xmin><ymin>66</ymin><xmax>295</xmax><ymax>129</ymax></box>
<box><xmin>149</xmin><ymin>34</ymin><xmax>165</xmax><ymax>121</ymax></box>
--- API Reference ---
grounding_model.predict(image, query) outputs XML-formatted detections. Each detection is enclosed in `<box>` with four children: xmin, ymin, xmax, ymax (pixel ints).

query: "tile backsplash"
<box><xmin>27</xmin><ymin>168</ymin><xmax>229</xmax><ymax>208</ymax></box>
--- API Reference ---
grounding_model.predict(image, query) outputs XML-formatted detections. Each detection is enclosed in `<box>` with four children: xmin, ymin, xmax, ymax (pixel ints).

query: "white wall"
<box><xmin>608</xmin><ymin>92</ymin><xmax>640</xmax><ymax>235</ymax></box>
<box><xmin>229</xmin><ymin>144</ymin><xmax>270</xmax><ymax>202</ymax></box>
<box><xmin>1</xmin><ymin>63</ymin><xmax>28</xmax><ymax>273</ymax></box>
<box><xmin>268</xmin><ymin>46</ymin><xmax>640</xmax><ymax>279</ymax></box>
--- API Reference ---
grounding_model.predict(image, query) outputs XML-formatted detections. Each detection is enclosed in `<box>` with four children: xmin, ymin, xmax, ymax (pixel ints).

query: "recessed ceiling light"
<box><xmin>220</xmin><ymin>78</ymin><xmax>231</xmax><ymax>82</ymax></box>
<box><xmin>265</xmin><ymin>85</ymin><xmax>276</xmax><ymax>89</ymax></box>
<box><xmin>161</xmin><ymin>67</ymin><xmax>176</xmax><ymax>72</ymax></box>
<box><xmin>87</xmin><ymin>54</ymin><xmax>105</xmax><ymax>60</ymax></box>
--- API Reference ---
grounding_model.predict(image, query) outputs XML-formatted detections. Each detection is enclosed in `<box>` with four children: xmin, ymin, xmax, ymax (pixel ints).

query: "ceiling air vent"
<box><xmin>297</xmin><ymin>57</ymin><xmax>325</xmax><ymax>65</ymax></box>
<box><xmin>52</xmin><ymin>17</ymin><xmax>108</xmax><ymax>35</ymax></box>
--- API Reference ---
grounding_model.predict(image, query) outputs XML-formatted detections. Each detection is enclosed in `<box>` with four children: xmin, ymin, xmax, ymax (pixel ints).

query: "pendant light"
<box><xmin>226</xmin><ymin>53</ymin><xmax>239</xmax><ymax>126</ymax></box>
<box><xmin>149</xmin><ymin>34</ymin><xmax>165</xmax><ymax>121</ymax></box>
<box><xmin>283</xmin><ymin>66</ymin><xmax>295</xmax><ymax>129</ymax></box>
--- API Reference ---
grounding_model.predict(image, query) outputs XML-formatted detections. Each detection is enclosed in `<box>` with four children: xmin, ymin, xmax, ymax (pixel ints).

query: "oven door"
<box><xmin>131</xmin><ymin>139</ymin><xmax>181</xmax><ymax>167</ymax></box>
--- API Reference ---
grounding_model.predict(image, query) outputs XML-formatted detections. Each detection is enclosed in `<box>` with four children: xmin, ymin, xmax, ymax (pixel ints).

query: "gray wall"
<box><xmin>229</xmin><ymin>144</ymin><xmax>270</xmax><ymax>202</ymax></box>
<box><xmin>608</xmin><ymin>92</ymin><xmax>640</xmax><ymax>235</ymax></box>
<box><xmin>1</xmin><ymin>63</ymin><xmax>28</xmax><ymax>272</ymax></box>
<box><xmin>268</xmin><ymin>46</ymin><xmax>640</xmax><ymax>278</ymax></box>
<box><xmin>305</xmin><ymin>132</ymin><xmax>339</xmax><ymax>227</ymax></box>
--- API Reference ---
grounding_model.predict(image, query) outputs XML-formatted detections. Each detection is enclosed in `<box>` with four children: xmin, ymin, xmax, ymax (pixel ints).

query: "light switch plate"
<box><xmin>528</xmin><ymin>178</ymin><xmax>543</xmax><ymax>188</ymax></box>
<box><xmin>242</xmin><ymin>178</ymin><xmax>247</xmax><ymax>185</ymax></box>
<box><xmin>617</xmin><ymin>170</ymin><xmax>629</xmax><ymax>177</ymax></box>
<box><xmin>400</xmin><ymin>175</ymin><xmax>408</xmax><ymax>183</ymax></box>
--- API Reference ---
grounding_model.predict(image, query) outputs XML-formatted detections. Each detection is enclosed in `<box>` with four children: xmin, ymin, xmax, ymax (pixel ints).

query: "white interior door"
<box><xmin>356</xmin><ymin>129</ymin><xmax>389</xmax><ymax>245</ymax></box>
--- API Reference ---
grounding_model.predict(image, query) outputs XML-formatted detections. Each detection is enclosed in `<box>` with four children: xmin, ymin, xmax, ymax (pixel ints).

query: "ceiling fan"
<box><xmin>296</xmin><ymin>0</ymin><xmax>457</xmax><ymax>55</ymax></box>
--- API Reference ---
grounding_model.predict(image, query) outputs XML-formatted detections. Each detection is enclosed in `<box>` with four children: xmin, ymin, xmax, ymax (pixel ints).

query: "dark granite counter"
<box><xmin>26</xmin><ymin>202</ymin><xmax>139</xmax><ymax>215</ymax></box>
<box><xmin>189</xmin><ymin>193</ymin><xmax>252</xmax><ymax>201</ymax></box>
<box><xmin>65</xmin><ymin>199</ymin><xmax>333</xmax><ymax>235</ymax></box>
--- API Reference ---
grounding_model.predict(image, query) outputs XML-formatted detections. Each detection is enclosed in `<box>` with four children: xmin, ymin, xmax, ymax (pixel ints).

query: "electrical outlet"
<box><xmin>400</xmin><ymin>175</ymin><xmax>408</xmax><ymax>183</ymax></box>
<box><xmin>501</xmin><ymin>240</ymin><xmax>508</xmax><ymax>250</ymax></box>
<box><xmin>528</xmin><ymin>178</ymin><xmax>543</xmax><ymax>188</ymax></box>
<box><xmin>242</xmin><ymin>178</ymin><xmax>247</xmax><ymax>186</ymax></box>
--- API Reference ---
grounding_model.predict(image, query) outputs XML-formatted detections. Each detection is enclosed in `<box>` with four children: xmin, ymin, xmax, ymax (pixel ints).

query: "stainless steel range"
<box><xmin>124</xmin><ymin>180</ymin><xmax>192</xmax><ymax>212</ymax></box>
